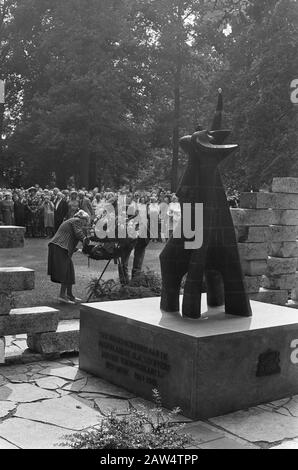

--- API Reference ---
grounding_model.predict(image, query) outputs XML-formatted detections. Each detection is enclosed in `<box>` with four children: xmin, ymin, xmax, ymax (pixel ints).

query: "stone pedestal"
<box><xmin>80</xmin><ymin>296</ymin><xmax>298</xmax><ymax>419</ymax></box>
<box><xmin>0</xmin><ymin>306</ymin><xmax>59</xmax><ymax>336</ymax></box>
<box><xmin>0</xmin><ymin>268</ymin><xmax>35</xmax><ymax>317</ymax></box>
<box><xmin>0</xmin><ymin>226</ymin><xmax>25</xmax><ymax>248</ymax></box>
<box><xmin>0</xmin><ymin>268</ymin><xmax>35</xmax><ymax>292</ymax></box>
<box><xmin>27</xmin><ymin>320</ymin><xmax>79</xmax><ymax>354</ymax></box>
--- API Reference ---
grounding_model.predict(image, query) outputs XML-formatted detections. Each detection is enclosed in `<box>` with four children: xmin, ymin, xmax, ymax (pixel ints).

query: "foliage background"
<box><xmin>0</xmin><ymin>0</ymin><xmax>297</xmax><ymax>191</ymax></box>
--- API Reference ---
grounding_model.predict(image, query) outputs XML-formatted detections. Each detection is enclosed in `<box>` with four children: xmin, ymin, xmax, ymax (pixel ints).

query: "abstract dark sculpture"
<box><xmin>160</xmin><ymin>90</ymin><xmax>252</xmax><ymax>319</ymax></box>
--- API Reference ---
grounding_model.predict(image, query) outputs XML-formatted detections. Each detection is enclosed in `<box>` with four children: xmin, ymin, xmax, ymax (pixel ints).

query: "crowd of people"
<box><xmin>0</xmin><ymin>185</ymin><xmax>182</xmax><ymax>241</ymax></box>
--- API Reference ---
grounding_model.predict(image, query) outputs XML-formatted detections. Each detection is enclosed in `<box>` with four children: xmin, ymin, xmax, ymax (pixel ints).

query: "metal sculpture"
<box><xmin>160</xmin><ymin>90</ymin><xmax>252</xmax><ymax>319</ymax></box>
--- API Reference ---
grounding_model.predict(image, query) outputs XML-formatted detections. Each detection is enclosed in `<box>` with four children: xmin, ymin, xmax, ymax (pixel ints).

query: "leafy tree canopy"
<box><xmin>0</xmin><ymin>0</ymin><xmax>297</xmax><ymax>191</ymax></box>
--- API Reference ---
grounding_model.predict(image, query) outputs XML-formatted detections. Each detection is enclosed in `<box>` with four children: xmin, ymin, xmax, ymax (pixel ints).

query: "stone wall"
<box><xmin>231</xmin><ymin>195</ymin><xmax>270</xmax><ymax>301</ymax></box>
<box><xmin>232</xmin><ymin>177</ymin><xmax>298</xmax><ymax>307</ymax></box>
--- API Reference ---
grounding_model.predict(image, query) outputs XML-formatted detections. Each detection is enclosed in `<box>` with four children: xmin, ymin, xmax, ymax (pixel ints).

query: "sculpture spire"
<box><xmin>211</xmin><ymin>88</ymin><xmax>223</xmax><ymax>131</ymax></box>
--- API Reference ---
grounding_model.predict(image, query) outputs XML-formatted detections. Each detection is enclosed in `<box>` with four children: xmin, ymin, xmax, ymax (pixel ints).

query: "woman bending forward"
<box><xmin>47</xmin><ymin>210</ymin><xmax>89</xmax><ymax>304</ymax></box>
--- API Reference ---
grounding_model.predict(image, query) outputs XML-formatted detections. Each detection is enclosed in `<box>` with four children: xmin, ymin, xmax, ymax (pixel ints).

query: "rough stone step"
<box><xmin>0</xmin><ymin>267</ymin><xmax>35</xmax><ymax>292</ymax></box>
<box><xmin>0</xmin><ymin>307</ymin><xmax>59</xmax><ymax>336</ymax></box>
<box><xmin>0</xmin><ymin>226</ymin><xmax>25</xmax><ymax>248</ymax></box>
<box><xmin>27</xmin><ymin>320</ymin><xmax>79</xmax><ymax>355</ymax></box>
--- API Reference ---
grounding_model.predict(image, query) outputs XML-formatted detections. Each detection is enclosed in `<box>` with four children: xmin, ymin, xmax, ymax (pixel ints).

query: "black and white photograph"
<box><xmin>0</xmin><ymin>0</ymin><xmax>297</xmax><ymax>455</ymax></box>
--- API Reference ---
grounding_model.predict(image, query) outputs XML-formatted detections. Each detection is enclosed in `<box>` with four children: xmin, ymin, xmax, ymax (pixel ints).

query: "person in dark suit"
<box><xmin>54</xmin><ymin>192</ymin><xmax>68</xmax><ymax>233</ymax></box>
<box><xmin>13</xmin><ymin>193</ymin><xmax>26</xmax><ymax>227</ymax></box>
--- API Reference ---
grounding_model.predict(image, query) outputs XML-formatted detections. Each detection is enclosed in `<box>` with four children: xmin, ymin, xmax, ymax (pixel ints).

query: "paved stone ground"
<box><xmin>1</xmin><ymin>240</ymin><xmax>297</xmax><ymax>450</ymax></box>
<box><xmin>0</xmin><ymin>355</ymin><xmax>298</xmax><ymax>449</ymax></box>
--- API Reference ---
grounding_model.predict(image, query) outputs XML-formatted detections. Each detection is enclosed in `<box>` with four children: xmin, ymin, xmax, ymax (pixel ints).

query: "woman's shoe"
<box><xmin>68</xmin><ymin>296</ymin><xmax>82</xmax><ymax>303</ymax></box>
<box><xmin>58</xmin><ymin>296</ymin><xmax>75</xmax><ymax>305</ymax></box>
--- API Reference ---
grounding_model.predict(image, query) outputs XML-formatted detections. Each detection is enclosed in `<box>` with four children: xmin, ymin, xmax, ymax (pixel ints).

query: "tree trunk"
<box><xmin>56</xmin><ymin>162</ymin><xmax>67</xmax><ymax>188</ymax></box>
<box><xmin>89</xmin><ymin>154</ymin><xmax>97</xmax><ymax>189</ymax></box>
<box><xmin>79</xmin><ymin>151</ymin><xmax>90</xmax><ymax>189</ymax></box>
<box><xmin>171</xmin><ymin>2</ymin><xmax>183</xmax><ymax>193</ymax></box>
<box><xmin>171</xmin><ymin>65</ymin><xmax>181</xmax><ymax>192</ymax></box>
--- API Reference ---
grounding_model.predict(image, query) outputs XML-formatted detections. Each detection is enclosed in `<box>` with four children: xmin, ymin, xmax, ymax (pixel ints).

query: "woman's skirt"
<box><xmin>47</xmin><ymin>243</ymin><xmax>75</xmax><ymax>285</ymax></box>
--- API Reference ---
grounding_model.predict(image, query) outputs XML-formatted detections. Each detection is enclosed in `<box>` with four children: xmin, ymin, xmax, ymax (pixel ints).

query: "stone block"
<box><xmin>269</xmin><ymin>242</ymin><xmax>298</xmax><ymax>258</ymax></box>
<box><xmin>0</xmin><ymin>291</ymin><xmax>13</xmax><ymax>316</ymax></box>
<box><xmin>0</xmin><ymin>337</ymin><xmax>5</xmax><ymax>364</ymax></box>
<box><xmin>0</xmin><ymin>226</ymin><xmax>25</xmax><ymax>249</ymax></box>
<box><xmin>262</xmin><ymin>274</ymin><xmax>296</xmax><ymax>291</ymax></box>
<box><xmin>0</xmin><ymin>306</ymin><xmax>59</xmax><ymax>336</ymax></box>
<box><xmin>272</xmin><ymin>178</ymin><xmax>298</xmax><ymax>194</ymax></box>
<box><xmin>291</xmin><ymin>272</ymin><xmax>298</xmax><ymax>301</ymax></box>
<box><xmin>240</xmin><ymin>192</ymin><xmax>273</xmax><ymax>209</ymax></box>
<box><xmin>80</xmin><ymin>296</ymin><xmax>298</xmax><ymax>419</ymax></box>
<box><xmin>244</xmin><ymin>276</ymin><xmax>262</xmax><ymax>294</ymax></box>
<box><xmin>250</xmin><ymin>288</ymin><xmax>288</xmax><ymax>306</ymax></box>
<box><xmin>291</xmin><ymin>290</ymin><xmax>298</xmax><ymax>301</ymax></box>
<box><xmin>232</xmin><ymin>209</ymin><xmax>298</xmax><ymax>227</ymax></box>
<box><xmin>241</xmin><ymin>259</ymin><xmax>267</xmax><ymax>276</ymax></box>
<box><xmin>266</xmin><ymin>257</ymin><xmax>298</xmax><ymax>276</ymax></box>
<box><xmin>0</xmin><ymin>268</ymin><xmax>35</xmax><ymax>292</ymax></box>
<box><xmin>238</xmin><ymin>243</ymin><xmax>268</xmax><ymax>260</ymax></box>
<box><xmin>237</xmin><ymin>226</ymin><xmax>269</xmax><ymax>243</ymax></box>
<box><xmin>268</xmin><ymin>225</ymin><xmax>298</xmax><ymax>242</ymax></box>
<box><xmin>231</xmin><ymin>209</ymin><xmax>278</xmax><ymax>226</ymax></box>
<box><xmin>267</xmin><ymin>193</ymin><xmax>298</xmax><ymax>210</ymax></box>
<box><xmin>240</xmin><ymin>191</ymin><xmax>298</xmax><ymax>211</ymax></box>
<box><xmin>27</xmin><ymin>320</ymin><xmax>79</xmax><ymax>354</ymax></box>
<box><xmin>275</xmin><ymin>210</ymin><xmax>298</xmax><ymax>226</ymax></box>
